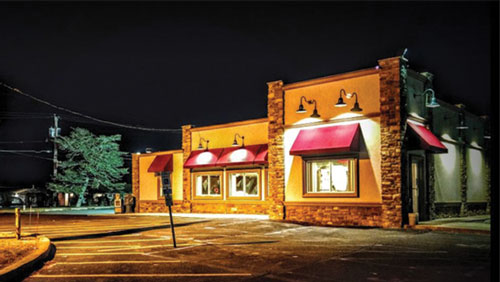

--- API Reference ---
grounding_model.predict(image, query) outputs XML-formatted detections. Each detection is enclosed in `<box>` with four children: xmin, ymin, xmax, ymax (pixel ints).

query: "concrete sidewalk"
<box><xmin>408</xmin><ymin>215</ymin><xmax>490</xmax><ymax>234</ymax></box>
<box><xmin>0</xmin><ymin>206</ymin><xmax>113</xmax><ymax>214</ymax></box>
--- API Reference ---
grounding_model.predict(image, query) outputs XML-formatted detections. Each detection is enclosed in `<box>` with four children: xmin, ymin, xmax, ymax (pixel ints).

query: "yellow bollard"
<box><xmin>15</xmin><ymin>208</ymin><xmax>21</xmax><ymax>240</ymax></box>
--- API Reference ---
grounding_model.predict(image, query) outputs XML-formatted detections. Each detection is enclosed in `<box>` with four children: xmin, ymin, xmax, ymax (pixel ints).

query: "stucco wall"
<box><xmin>282</xmin><ymin>71</ymin><xmax>381</xmax><ymax>204</ymax></box>
<box><xmin>191</xmin><ymin>119</ymin><xmax>268</xmax><ymax>151</ymax></box>
<box><xmin>434</xmin><ymin>141</ymin><xmax>461</xmax><ymax>202</ymax></box>
<box><xmin>138</xmin><ymin>151</ymin><xmax>184</xmax><ymax>201</ymax></box>
<box><xmin>466</xmin><ymin>147</ymin><xmax>487</xmax><ymax>202</ymax></box>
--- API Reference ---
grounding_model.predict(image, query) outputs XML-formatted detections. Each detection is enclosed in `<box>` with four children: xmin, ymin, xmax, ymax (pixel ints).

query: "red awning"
<box><xmin>184</xmin><ymin>144</ymin><xmax>269</xmax><ymax>169</ymax></box>
<box><xmin>290</xmin><ymin>123</ymin><xmax>360</xmax><ymax>156</ymax></box>
<box><xmin>254</xmin><ymin>144</ymin><xmax>268</xmax><ymax>165</ymax></box>
<box><xmin>148</xmin><ymin>154</ymin><xmax>173</xmax><ymax>173</ymax></box>
<box><xmin>407</xmin><ymin>122</ymin><xmax>448</xmax><ymax>153</ymax></box>
<box><xmin>183</xmin><ymin>148</ymin><xmax>224</xmax><ymax>169</ymax></box>
<box><xmin>216</xmin><ymin>144</ymin><xmax>268</xmax><ymax>166</ymax></box>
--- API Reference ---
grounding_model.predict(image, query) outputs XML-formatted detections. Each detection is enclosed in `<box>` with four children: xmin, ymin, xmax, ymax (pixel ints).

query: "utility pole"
<box><xmin>50</xmin><ymin>114</ymin><xmax>64</xmax><ymax>205</ymax></box>
<box><xmin>52</xmin><ymin>114</ymin><xmax>59</xmax><ymax>177</ymax></box>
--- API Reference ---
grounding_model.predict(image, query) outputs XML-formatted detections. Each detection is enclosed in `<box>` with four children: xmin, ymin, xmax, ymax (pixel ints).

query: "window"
<box><xmin>194</xmin><ymin>172</ymin><xmax>222</xmax><ymax>198</ymax></box>
<box><xmin>304</xmin><ymin>157</ymin><xmax>358</xmax><ymax>197</ymax></box>
<box><xmin>227</xmin><ymin>170</ymin><xmax>260</xmax><ymax>198</ymax></box>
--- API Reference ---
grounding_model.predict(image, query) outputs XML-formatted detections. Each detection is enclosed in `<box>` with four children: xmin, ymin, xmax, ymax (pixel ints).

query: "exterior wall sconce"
<box><xmin>414</xmin><ymin>88</ymin><xmax>440</xmax><ymax>108</ymax></box>
<box><xmin>197</xmin><ymin>137</ymin><xmax>210</xmax><ymax>151</ymax></box>
<box><xmin>335</xmin><ymin>89</ymin><xmax>363</xmax><ymax>112</ymax></box>
<box><xmin>232</xmin><ymin>133</ymin><xmax>245</xmax><ymax>147</ymax></box>
<box><xmin>455</xmin><ymin>104</ymin><xmax>468</xmax><ymax>130</ymax></box>
<box><xmin>296</xmin><ymin>96</ymin><xmax>320</xmax><ymax>118</ymax></box>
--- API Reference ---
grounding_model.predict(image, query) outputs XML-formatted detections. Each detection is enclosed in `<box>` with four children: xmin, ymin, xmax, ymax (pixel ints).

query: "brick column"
<box><xmin>267</xmin><ymin>80</ymin><xmax>285</xmax><ymax>220</ymax></box>
<box><xmin>181</xmin><ymin>125</ymin><xmax>192</xmax><ymax>213</ymax></box>
<box><xmin>131</xmin><ymin>153</ymin><xmax>140</xmax><ymax>212</ymax></box>
<box><xmin>378</xmin><ymin>57</ymin><xmax>403</xmax><ymax>228</ymax></box>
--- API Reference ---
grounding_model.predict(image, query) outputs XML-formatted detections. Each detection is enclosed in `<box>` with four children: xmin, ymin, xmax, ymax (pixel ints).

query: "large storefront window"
<box><xmin>194</xmin><ymin>172</ymin><xmax>222</xmax><ymax>198</ymax></box>
<box><xmin>304</xmin><ymin>157</ymin><xmax>358</xmax><ymax>197</ymax></box>
<box><xmin>227</xmin><ymin>170</ymin><xmax>259</xmax><ymax>199</ymax></box>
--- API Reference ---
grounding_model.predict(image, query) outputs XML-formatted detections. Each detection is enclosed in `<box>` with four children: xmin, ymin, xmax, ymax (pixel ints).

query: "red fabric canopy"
<box><xmin>407</xmin><ymin>122</ymin><xmax>448</xmax><ymax>153</ymax></box>
<box><xmin>254</xmin><ymin>144</ymin><xmax>268</xmax><ymax>165</ymax></box>
<box><xmin>183</xmin><ymin>148</ymin><xmax>224</xmax><ymax>169</ymax></box>
<box><xmin>290</xmin><ymin>123</ymin><xmax>360</xmax><ymax>156</ymax></box>
<box><xmin>148</xmin><ymin>154</ymin><xmax>173</xmax><ymax>173</ymax></box>
<box><xmin>184</xmin><ymin>144</ymin><xmax>269</xmax><ymax>168</ymax></box>
<box><xmin>216</xmin><ymin>144</ymin><xmax>264</xmax><ymax>166</ymax></box>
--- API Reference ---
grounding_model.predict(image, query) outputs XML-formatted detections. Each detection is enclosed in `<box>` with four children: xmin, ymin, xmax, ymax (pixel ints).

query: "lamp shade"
<box><xmin>335</xmin><ymin>97</ymin><xmax>346</xmax><ymax>107</ymax></box>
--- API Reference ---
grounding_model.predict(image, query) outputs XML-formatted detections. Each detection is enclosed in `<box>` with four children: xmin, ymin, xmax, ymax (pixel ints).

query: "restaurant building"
<box><xmin>132</xmin><ymin>55</ymin><xmax>490</xmax><ymax>228</ymax></box>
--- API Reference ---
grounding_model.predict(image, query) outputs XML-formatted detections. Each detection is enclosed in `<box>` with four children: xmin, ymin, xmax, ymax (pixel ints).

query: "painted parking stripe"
<box><xmin>57</xmin><ymin>252</ymin><xmax>146</xmax><ymax>256</ymax></box>
<box><xmin>55</xmin><ymin>238</ymin><xmax>172</xmax><ymax>244</ymax></box>
<box><xmin>51</xmin><ymin>260</ymin><xmax>181</xmax><ymax>265</ymax></box>
<box><xmin>32</xmin><ymin>273</ymin><xmax>252</xmax><ymax>278</ymax></box>
<box><xmin>97</xmin><ymin>243</ymin><xmax>197</xmax><ymax>252</ymax></box>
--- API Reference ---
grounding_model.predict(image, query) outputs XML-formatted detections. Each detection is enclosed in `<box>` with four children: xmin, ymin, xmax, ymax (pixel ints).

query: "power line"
<box><xmin>0</xmin><ymin>140</ymin><xmax>48</xmax><ymax>144</ymax></box>
<box><xmin>0</xmin><ymin>82</ymin><xmax>182</xmax><ymax>133</ymax></box>
<box><xmin>0</xmin><ymin>149</ymin><xmax>52</xmax><ymax>153</ymax></box>
<box><xmin>0</xmin><ymin>150</ymin><xmax>54</xmax><ymax>161</ymax></box>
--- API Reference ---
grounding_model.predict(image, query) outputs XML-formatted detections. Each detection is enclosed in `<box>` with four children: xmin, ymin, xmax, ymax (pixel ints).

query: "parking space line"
<box><xmin>98</xmin><ymin>243</ymin><xmax>197</xmax><ymax>252</ymax></box>
<box><xmin>55</xmin><ymin>238</ymin><xmax>171</xmax><ymax>244</ymax></box>
<box><xmin>32</xmin><ymin>273</ymin><xmax>253</xmax><ymax>278</ymax></box>
<box><xmin>57</xmin><ymin>252</ymin><xmax>147</xmax><ymax>256</ymax></box>
<box><xmin>51</xmin><ymin>260</ymin><xmax>182</xmax><ymax>265</ymax></box>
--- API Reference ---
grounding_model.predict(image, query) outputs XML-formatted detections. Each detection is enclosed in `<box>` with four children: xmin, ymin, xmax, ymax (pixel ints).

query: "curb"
<box><xmin>0</xmin><ymin>236</ymin><xmax>53</xmax><ymax>282</ymax></box>
<box><xmin>405</xmin><ymin>225</ymin><xmax>490</xmax><ymax>235</ymax></box>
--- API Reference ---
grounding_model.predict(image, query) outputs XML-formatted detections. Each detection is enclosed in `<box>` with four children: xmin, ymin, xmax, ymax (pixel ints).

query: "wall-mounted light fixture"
<box><xmin>335</xmin><ymin>89</ymin><xmax>363</xmax><ymax>112</ymax></box>
<box><xmin>414</xmin><ymin>88</ymin><xmax>440</xmax><ymax>108</ymax></box>
<box><xmin>197</xmin><ymin>137</ymin><xmax>210</xmax><ymax>151</ymax></box>
<box><xmin>232</xmin><ymin>133</ymin><xmax>245</xmax><ymax>147</ymax></box>
<box><xmin>296</xmin><ymin>96</ymin><xmax>320</xmax><ymax>118</ymax></box>
<box><xmin>455</xmin><ymin>104</ymin><xmax>468</xmax><ymax>130</ymax></box>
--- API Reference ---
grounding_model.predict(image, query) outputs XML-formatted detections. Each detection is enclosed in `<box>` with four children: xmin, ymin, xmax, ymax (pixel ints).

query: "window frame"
<box><xmin>225</xmin><ymin>168</ymin><xmax>261</xmax><ymax>200</ymax></box>
<box><xmin>192</xmin><ymin>171</ymin><xmax>223</xmax><ymax>200</ymax></box>
<box><xmin>302</xmin><ymin>154</ymin><xmax>359</xmax><ymax>198</ymax></box>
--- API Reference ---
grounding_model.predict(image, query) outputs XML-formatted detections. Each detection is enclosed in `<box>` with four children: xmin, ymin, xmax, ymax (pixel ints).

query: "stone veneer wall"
<box><xmin>181</xmin><ymin>125</ymin><xmax>193</xmax><ymax>213</ymax></box>
<box><xmin>191</xmin><ymin>202</ymin><xmax>270</xmax><ymax>214</ymax></box>
<box><xmin>131</xmin><ymin>153</ymin><xmax>141</xmax><ymax>212</ymax></box>
<box><xmin>285</xmin><ymin>204</ymin><xmax>382</xmax><ymax>227</ymax></box>
<box><xmin>378</xmin><ymin>57</ymin><xmax>403</xmax><ymax>228</ymax></box>
<box><xmin>267</xmin><ymin>80</ymin><xmax>286</xmax><ymax>220</ymax></box>
<box><xmin>139</xmin><ymin>200</ymin><xmax>186</xmax><ymax>213</ymax></box>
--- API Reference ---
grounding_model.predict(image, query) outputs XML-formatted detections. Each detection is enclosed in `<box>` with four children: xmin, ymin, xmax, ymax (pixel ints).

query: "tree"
<box><xmin>47</xmin><ymin>128</ymin><xmax>129</xmax><ymax>207</ymax></box>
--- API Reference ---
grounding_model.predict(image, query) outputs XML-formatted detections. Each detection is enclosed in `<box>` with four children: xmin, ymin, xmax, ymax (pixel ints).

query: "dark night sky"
<box><xmin>0</xmin><ymin>1</ymin><xmax>497</xmax><ymax>188</ymax></box>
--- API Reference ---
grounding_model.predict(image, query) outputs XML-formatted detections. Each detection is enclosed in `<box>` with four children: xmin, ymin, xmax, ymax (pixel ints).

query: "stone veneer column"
<box><xmin>182</xmin><ymin>125</ymin><xmax>192</xmax><ymax>212</ymax></box>
<box><xmin>267</xmin><ymin>80</ymin><xmax>285</xmax><ymax>220</ymax></box>
<box><xmin>131</xmin><ymin>153</ymin><xmax>140</xmax><ymax>212</ymax></box>
<box><xmin>378</xmin><ymin>57</ymin><xmax>403</xmax><ymax>228</ymax></box>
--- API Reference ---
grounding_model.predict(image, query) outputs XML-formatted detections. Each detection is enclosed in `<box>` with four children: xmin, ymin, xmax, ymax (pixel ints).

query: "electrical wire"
<box><xmin>0</xmin><ymin>149</ymin><xmax>52</xmax><ymax>153</ymax></box>
<box><xmin>0</xmin><ymin>140</ymin><xmax>48</xmax><ymax>144</ymax></box>
<box><xmin>0</xmin><ymin>151</ymin><xmax>54</xmax><ymax>161</ymax></box>
<box><xmin>0</xmin><ymin>82</ymin><xmax>182</xmax><ymax>133</ymax></box>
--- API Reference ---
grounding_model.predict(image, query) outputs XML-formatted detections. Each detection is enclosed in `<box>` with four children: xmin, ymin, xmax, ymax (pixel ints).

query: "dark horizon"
<box><xmin>0</xmin><ymin>1</ymin><xmax>497</xmax><ymax>188</ymax></box>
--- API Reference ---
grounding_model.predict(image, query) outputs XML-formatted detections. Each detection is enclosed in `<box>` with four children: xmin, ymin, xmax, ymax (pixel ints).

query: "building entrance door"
<box><xmin>410</xmin><ymin>155</ymin><xmax>428</xmax><ymax>221</ymax></box>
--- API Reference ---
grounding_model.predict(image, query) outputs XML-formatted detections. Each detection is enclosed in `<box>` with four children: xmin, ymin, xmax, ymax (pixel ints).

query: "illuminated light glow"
<box><xmin>406</xmin><ymin>118</ymin><xmax>425</xmax><ymax>126</ymax></box>
<box><xmin>408</xmin><ymin>112</ymin><xmax>425</xmax><ymax>121</ymax></box>
<box><xmin>196</xmin><ymin>151</ymin><xmax>214</xmax><ymax>164</ymax></box>
<box><xmin>470</xmin><ymin>141</ymin><xmax>482</xmax><ymax>149</ymax></box>
<box><xmin>293</xmin><ymin>117</ymin><xmax>323</xmax><ymax>125</ymax></box>
<box><xmin>330</xmin><ymin>112</ymin><xmax>362</xmax><ymax>120</ymax></box>
<box><xmin>441</xmin><ymin>133</ymin><xmax>456</xmax><ymax>143</ymax></box>
<box><xmin>468</xmin><ymin>148</ymin><xmax>483</xmax><ymax>176</ymax></box>
<box><xmin>438</xmin><ymin>142</ymin><xmax>457</xmax><ymax>175</ymax></box>
<box><xmin>229</xmin><ymin>148</ymin><xmax>248</xmax><ymax>162</ymax></box>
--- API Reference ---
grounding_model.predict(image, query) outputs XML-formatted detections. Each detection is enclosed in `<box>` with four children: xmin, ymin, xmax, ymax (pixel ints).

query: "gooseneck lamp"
<box><xmin>335</xmin><ymin>89</ymin><xmax>347</xmax><ymax>107</ymax></box>
<box><xmin>414</xmin><ymin>88</ymin><xmax>440</xmax><ymax>108</ymax></box>
<box><xmin>296</xmin><ymin>96</ymin><xmax>321</xmax><ymax>118</ymax></box>
<box><xmin>232</xmin><ymin>133</ymin><xmax>245</xmax><ymax>147</ymax></box>
<box><xmin>350</xmin><ymin>92</ymin><xmax>363</xmax><ymax>112</ymax></box>
<box><xmin>197</xmin><ymin>137</ymin><xmax>210</xmax><ymax>151</ymax></box>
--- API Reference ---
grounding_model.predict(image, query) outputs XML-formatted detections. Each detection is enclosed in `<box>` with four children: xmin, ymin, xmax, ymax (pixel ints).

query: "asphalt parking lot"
<box><xmin>0</xmin><ymin>213</ymin><xmax>491</xmax><ymax>281</ymax></box>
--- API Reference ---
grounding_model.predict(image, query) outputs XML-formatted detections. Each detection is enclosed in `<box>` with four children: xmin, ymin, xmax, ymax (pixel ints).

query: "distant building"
<box><xmin>132</xmin><ymin>55</ymin><xmax>490</xmax><ymax>228</ymax></box>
